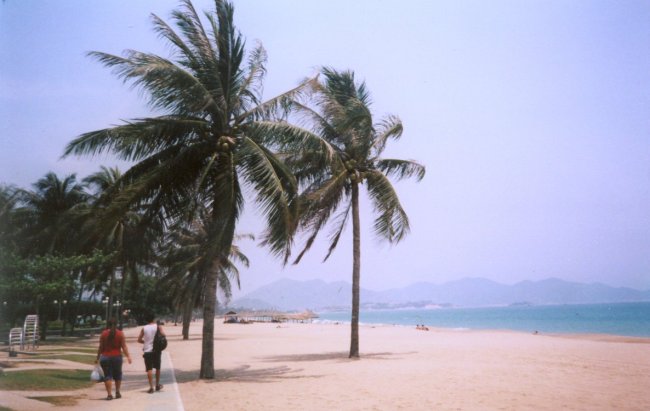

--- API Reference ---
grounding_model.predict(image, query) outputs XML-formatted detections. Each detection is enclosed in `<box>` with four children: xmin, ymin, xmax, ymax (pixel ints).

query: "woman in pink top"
<box><xmin>96</xmin><ymin>318</ymin><xmax>132</xmax><ymax>400</ymax></box>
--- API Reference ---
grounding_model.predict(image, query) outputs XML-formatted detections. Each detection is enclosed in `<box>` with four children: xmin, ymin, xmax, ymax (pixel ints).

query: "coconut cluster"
<box><xmin>217</xmin><ymin>136</ymin><xmax>236</xmax><ymax>152</ymax></box>
<box><xmin>345</xmin><ymin>159</ymin><xmax>364</xmax><ymax>182</ymax></box>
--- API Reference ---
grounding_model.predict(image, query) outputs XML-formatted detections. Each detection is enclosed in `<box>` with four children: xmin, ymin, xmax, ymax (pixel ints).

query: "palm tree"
<box><xmin>160</xmin><ymin>210</ymin><xmax>251</xmax><ymax>340</ymax></box>
<box><xmin>16</xmin><ymin>172</ymin><xmax>89</xmax><ymax>256</ymax></box>
<box><xmin>281</xmin><ymin>68</ymin><xmax>425</xmax><ymax>357</ymax></box>
<box><xmin>12</xmin><ymin>172</ymin><xmax>90</xmax><ymax>337</ymax></box>
<box><xmin>0</xmin><ymin>184</ymin><xmax>19</xmax><ymax>251</ymax></box>
<box><xmin>64</xmin><ymin>0</ymin><xmax>306</xmax><ymax>378</ymax></box>
<box><xmin>81</xmin><ymin>166</ymin><xmax>163</xmax><ymax>329</ymax></box>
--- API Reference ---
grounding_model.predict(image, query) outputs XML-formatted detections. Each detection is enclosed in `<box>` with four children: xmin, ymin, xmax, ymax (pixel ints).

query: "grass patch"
<box><xmin>0</xmin><ymin>369</ymin><xmax>93</xmax><ymax>391</ymax></box>
<box><xmin>33</xmin><ymin>354</ymin><xmax>95</xmax><ymax>365</ymax></box>
<box><xmin>46</xmin><ymin>347</ymin><xmax>97</xmax><ymax>354</ymax></box>
<box><xmin>0</xmin><ymin>406</ymin><xmax>14</xmax><ymax>411</ymax></box>
<box><xmin>28</xmin><ymin>395</ymin><xmax>81</xmax><ymax>406</ymax></box>
<box><xmin>39</xmin><ymin>337</ymin><xmax>90</xmax><ymax>346</ymax></box>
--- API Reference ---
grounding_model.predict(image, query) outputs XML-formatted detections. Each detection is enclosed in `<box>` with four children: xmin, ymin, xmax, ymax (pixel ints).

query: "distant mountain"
<box><xmin>229</xmin><ymin>278</ymin><xmax>378</xmax><ymax>311</ymax></box>
<box><xmin>230</xmin><ymin>277</ymin><xmax>650</xmax><ymax>311</ymax></box>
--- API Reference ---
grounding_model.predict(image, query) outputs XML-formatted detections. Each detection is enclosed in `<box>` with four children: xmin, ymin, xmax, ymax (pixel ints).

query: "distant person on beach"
<box><xmin>96</xmin><ymin>318</ymin><xmax>132</xmax><ymax>400</ymax></box>
<box><xmin>138</xmin><ymin>313</ymin><xmax>166</xmax><ymax>393</ymax></box>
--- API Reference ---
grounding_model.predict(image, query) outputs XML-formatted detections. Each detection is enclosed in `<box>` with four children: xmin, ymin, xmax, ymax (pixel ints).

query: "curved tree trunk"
<box><xmin>349</xmin><ymin>182</ymin><xmax>361</xmax><ymax>358</ymax></box>
<box><xmin>199</xmin><ymin>260</ymin><xmax>218</xmax><ymax>379</ymax></box>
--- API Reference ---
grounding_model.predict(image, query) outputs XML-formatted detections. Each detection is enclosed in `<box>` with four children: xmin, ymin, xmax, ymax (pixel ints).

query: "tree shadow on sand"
<box><xmin>174</xmin><ymin>365</ymin><xmax>323</xmax><ymax>384</ymax></box>
<box><xmin>166</xmin><ymin>335</ymin><xmax>233</xmax><ymax>342</ymax></box>
<box><xmin>257</xmin><ymin>351</ymin><xmax>415</xmax><ymax>363</ymax></box>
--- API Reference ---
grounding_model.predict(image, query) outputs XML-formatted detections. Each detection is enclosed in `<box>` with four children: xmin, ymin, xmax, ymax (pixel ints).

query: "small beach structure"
<box><xmin>223</xmin><ymin>310</ymin><xmax>319</xmax><ymax>324</ymax></box>
<box><xmin>224</xmin><ymin>311</ymin><xmax>239</xmax><ymax>323</ymax></box>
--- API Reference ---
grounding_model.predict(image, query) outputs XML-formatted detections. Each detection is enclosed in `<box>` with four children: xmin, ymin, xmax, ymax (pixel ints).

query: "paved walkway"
<box><xmin>0</xmin><ymin>352</ymin><xmax>184</xmax><ymax>411</ymax></box>
<box><xmin>74</xmin><ymin>351</ymin><xmax>184</xmax><ymax>411</ymax></box>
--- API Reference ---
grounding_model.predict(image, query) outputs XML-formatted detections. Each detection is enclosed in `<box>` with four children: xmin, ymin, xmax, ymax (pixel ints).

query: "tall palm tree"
<box><xmin>278</xmin><ymin>68</ymin><xmax>425</xmax><ymax>357</ymax></box>
<box><xmin>64</xmin><ymin>0</ymin><xmax>306</xmax><ymax>378</ymax></box>
<box><xmin>81</xmin><ymin>166</ymin><xmax>162</xmax><ymax>328</ymax></box>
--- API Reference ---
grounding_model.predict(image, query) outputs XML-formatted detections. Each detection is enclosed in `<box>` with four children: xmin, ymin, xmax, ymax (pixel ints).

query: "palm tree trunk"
<box><xmin>199</xmin><ymin>260</ymin><xmax>219</xmax><ymax>379</ymax></box>
<box><xmin>182</xmin><ymin>299</ymin><xmax>192</xmax><ymax>340</ymax></box>
<box><xmin>107</xmin><ymin>270</ymin><xmax>115</xmax><ymax>322</ymax></box>
<box><xmin>118</xmin><ymin>266</ymin><xmax>126</xmax><ymax>329</ymax></box>
<box><xmin>349</xmin><ymin>182</ymin><xmax>361</xmax><ymax>358</ymax></box>
<box><xmin>70</xmin><ymin>271</ymin><xmax>85</xmax><ymax>334</ymax></box>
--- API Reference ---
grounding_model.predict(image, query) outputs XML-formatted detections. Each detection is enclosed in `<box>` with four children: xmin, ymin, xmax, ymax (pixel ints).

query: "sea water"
<box><xmin>316</xmin><ymin>302</ymin><xmax>650</xmax><ymax>337</ymax></box>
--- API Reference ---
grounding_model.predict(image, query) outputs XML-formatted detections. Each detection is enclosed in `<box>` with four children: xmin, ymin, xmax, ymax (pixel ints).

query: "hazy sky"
<box><xmin>2</xmin><ymin>0</ymin><xmax>650</xmax><ymax>297</ymax></box>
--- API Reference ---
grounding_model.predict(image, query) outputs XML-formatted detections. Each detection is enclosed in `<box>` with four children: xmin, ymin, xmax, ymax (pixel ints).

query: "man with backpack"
<box><xmin>137</xmin><ymin>313</ymin><xmax>166</xmax><ymax>393</ymax></box>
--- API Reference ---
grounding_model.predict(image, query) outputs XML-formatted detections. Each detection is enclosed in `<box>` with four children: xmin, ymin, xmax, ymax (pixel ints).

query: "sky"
<box><xmin>2</xmin><ymin>0</ymin><xmax>650</xmax><ymax>298</ymax></box>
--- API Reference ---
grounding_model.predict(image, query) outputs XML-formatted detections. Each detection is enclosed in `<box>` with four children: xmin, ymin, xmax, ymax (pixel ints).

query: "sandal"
<box><xmin>148</xmin><ymin>387</ymin><xmax>154</xmax><ymax>394</ymax></box>
<box><xmin>115</xmin><ymin>392</ymin><xmax>121</xmax><ymax>399</ymax></box>
<box><xmin>106</xmin><ymin>395</ymin><xmax>113</xmax><ymax>401</ymax></box>
<box><xmin>156</xmin><ymin>384</ymin><xmax>163</xmax><ymax>391</ymax></box>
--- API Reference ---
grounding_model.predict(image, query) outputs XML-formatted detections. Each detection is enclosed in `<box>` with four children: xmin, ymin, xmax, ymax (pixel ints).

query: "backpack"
<box><xmin>153</xmin><ymin>325</ymin><xmax>167</xmax><ymax>352</ymax></box>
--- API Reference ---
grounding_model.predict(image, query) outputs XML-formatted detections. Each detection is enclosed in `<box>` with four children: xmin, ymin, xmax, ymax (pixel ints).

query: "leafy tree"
<box><xmin>281</xmin><ymin>68</ymin><xmax>425</xmax><ymax>357</ymax></box>
<box><xmin>64</xmin><ymin>0</ymin><xmax>307</xmax><ymax>378</ymax></box>
<box><xmin>0</xmin><ymin>250</ymin><xmax>112</xmax><ymax>337</ymax></box>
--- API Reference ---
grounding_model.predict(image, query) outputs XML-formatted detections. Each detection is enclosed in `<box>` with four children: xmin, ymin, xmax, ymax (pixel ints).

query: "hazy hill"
<box><xmin>230</xmin><ymin>278</ymin><xmax>377</xmax><ymax>311</ymax></box>
<box><xmin>230</xmin><ymin>277</ymin><xmax>650</xmax><ymax>311</ymax></box>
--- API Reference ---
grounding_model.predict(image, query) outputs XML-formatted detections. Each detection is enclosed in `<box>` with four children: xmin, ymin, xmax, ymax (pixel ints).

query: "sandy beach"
<box><xmin>152</xmin><ymin>320</ymin><xmax>650</xmax><ymax>411</ymax></box>
<box><xmin>3</xmin><ymin>320</ymin><xmax>650</xmax><ymax>410</ymax></box>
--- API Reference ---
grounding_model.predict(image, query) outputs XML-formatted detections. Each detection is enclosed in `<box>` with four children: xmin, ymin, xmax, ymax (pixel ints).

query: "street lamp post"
<box><xmin>102</xmin><ymin>297</ymin><xmax>109</xmax><ymax>323</ymax></box>
<box><xmin>115</xmin><ymin>267</ymin><xmax>124</xmax><ymax>329</ymax></box>
<box><xmin>54</xmin><ymin>299</ymin><xmax>61</xmax><ymax>321</ymax></box>
<box><xmin>113</xmin><ymin>300</ymin><xmax>122</xmax><ymax>322</ymax></box>
<box><xmin>61</xmin><ymin>300</ymin><xmax>68</xmax><ymax>336</ymax></box>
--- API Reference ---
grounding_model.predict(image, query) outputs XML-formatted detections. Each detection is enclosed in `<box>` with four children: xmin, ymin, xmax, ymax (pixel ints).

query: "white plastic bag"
<box><xmin>91</xmin><ymin>364</ymin><xmax>104</xmax><ymax>382</ymax></box>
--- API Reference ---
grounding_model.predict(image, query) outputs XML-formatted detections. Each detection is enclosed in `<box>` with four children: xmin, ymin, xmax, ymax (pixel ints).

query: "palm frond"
<box><xmin>236</xmin><ymin>76</ymin><xmax>318</xmax><ymax>123</ymax></box>
<box><xmin>236</xmin><ymin>41</ymin><xmax>267</xmax><ymax>111</ymax></box>
<box><xmin>323</xmin><ymin>201</ymin><xmax>351</xmax><ymax>261</ymax></box>
<box><xmin>237</xmin><ymin>137</ymin><xmax>296</xmax><ymax>260</ymax></box>
<box><xmin>375</xmin><ymin>159</ymin><xmax>426</xmax><ymax>182</ymax></box>
<box><xmin>292</xmin><ymin>170</ymin><xmax>349</xmax><ymax>264</ymax></box>
<box><xmin>246</xmin><ymin>121</ymin><xmax>336</xmax><ymax>166</ymax></box>
<box><xmin>64</xmin><ymin>116</ymin><xmax>210</xmax><ymax>161</ymax></box>
<box><xmin>372</xmin><ymin>115</ymin><xmax>403</xmax><ymax>155</ymax></box>
<box><xmin>87</xmin><ymin>51</ymin><xmax>219</xmax><ymax>115</ymax></box>
<box><xmin>364</xmin><ymin>170</ymin><xmax>410</xmax><ymax>243</ymax></box>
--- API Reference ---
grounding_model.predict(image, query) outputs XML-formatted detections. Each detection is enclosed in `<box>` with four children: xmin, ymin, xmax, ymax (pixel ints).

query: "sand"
<box><xmin>165</xmin><ymin>321</ymin><xmax>650</xmax><ymax>411</ymax></box>
<box><xmin>3</xmin><ymin>321</ymin><xmax>649</xmax><ymax>410</ymax></box>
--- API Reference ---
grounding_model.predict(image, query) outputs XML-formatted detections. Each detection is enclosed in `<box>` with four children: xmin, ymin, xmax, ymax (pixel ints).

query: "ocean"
<box><xmin>316</xmin><ymin>302</ymin><xmax>650</xmax><ymax>337</ymax></box>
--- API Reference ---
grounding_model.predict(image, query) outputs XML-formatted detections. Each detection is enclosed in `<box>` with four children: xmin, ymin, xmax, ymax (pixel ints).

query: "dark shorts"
<box><xmin>143</xmin><ymin>351</ymin><xmax>161</xmax><ymax>371</ymax></box>
<box><xmin>99</xmin><ymin>355</ymin><xmax>123</xmax><ymax>381</ymax></box>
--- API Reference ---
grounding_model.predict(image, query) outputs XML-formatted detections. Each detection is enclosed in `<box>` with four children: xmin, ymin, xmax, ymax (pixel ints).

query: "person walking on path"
<box><xmin>138</xmin><ymin>313</ymin><xmax>166</xmax><ymax>394</ymax></box>
<box><xmin>96</xmin><ymin>318</ymin><xmax>132</xmax><ymax>400</ymax></box>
